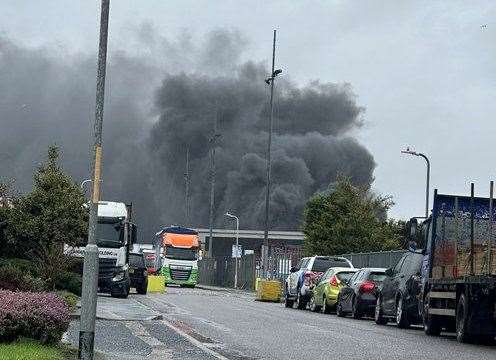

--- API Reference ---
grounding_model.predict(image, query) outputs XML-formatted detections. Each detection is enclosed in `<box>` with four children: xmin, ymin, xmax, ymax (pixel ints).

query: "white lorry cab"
<box><xmin>65</xmin><ymin>201</ymin><xmax>137</xmax><ymax>298</ymax></box>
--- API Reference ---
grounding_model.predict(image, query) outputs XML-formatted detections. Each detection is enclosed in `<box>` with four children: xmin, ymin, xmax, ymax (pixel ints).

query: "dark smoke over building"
<box><xmin>0</xmin><ymin>29</ymin><xmax>375</xmax><ymax>241</ymax></box>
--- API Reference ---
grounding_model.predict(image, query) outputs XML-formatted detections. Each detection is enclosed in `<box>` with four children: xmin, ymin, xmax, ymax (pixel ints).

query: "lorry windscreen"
<box><xmin>97</xmin><ymin>220</ymin><xmax>123</xmax><ymax>248</ymax></box>
<box><xmin>165</xmin><ymin>246</ymin><xmax>197</xmax><ymax>260</ymax></box>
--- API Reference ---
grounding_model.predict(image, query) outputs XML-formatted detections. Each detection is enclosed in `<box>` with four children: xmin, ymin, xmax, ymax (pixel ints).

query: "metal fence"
<box><xmin>340</xmin><ymin>250</ymin><xmax>407</xmax><ymax>269</ymax></box>
<box><xmin>198</xmin><ymin>255</ymin><xmax>256</xmax><ymax>290</ymax></box>
<box><xmin>198</xmin><ymin>249</ymin><xmax>408</xmax><ymax>290</ymax></box>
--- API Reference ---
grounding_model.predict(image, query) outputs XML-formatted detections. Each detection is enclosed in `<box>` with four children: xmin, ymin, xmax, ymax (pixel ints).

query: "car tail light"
<box><xmin>329</xmin><ymin>275</ymin><xmax>339</xmax><ymax>287</ymax></box>
<box><xmin>360</xmin><ymin>281</ymin><xmax>375</xmax><ymax>292</ymax></box>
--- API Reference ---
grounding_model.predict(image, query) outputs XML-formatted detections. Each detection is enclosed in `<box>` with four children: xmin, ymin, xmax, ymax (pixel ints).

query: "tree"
<box><xmin>303</xmin><ymin>177</ymin><xmax>402</xmax><ymax>256</ymax></box>
<box><xmin>0</xmin><ymin>181</ymin><xmax>16</xmax><ymax>259</ymax></box>
<box><xmin>5</xmin><ymin>146</ymin><xmax>88</xmax><ymax>287</ymax></box>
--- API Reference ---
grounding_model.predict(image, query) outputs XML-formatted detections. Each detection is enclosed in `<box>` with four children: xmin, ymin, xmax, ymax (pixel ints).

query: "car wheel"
<box><xmin>284</xmin><ymin>290</ymin><xmax>294</xmax><ymax>308</ymax></box>
<box><xmin>352</xmin><ymin>297</ymin><xmax>362</xmax><ymax>320</ymax></box>
<box><xmin>423</xmin><ymin>293</ymin><xmax>441</xmax><ymax>336</ymax></box>
<box><xmin>456</xmin><ymin>293</ymin><xmax>473</xmax><ymax>343</ymax></box>
<box><xmin>322</xmin><ymin>296</ymin><xmax>332</xmax><ymax>314</ymax></box>
<box><xmin>396</xmin><ymin>296</ymin><xmax>410</xmax><ymax>329</ymax></box>
<box><xmin>336</xmin><ymin>298</ymin><xmax>346</xmax><ymax>317</ymax></box>
<box><xmin>375</xmin><ymin>296</ymin><xmax>388</xmax><ymax>325</ymax></box>
<box><xmin>309</xmin><ymin>295</ymin><xmax>320</xmax><ymax>312</ymax></box>
<box><xmin>296</xmin><ymin>290</ymin><xmax>306</xmax><ymax>310</ymax></box>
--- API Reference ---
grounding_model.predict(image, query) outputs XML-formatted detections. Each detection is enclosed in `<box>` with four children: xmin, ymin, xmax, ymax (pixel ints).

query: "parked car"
<box><xmin>285</xmin><ymin>256</ymin><xmax>354</xmax><ymax>309</ymax></box>
<box><xmin>374</xmin><ymin>251</ymin><xmax>423</xmax><ymax>328</ymax></box>
<box><xmin>129</xmin><ymin>252</ymin><xmax>148</xmax><ymax>295</ymax></box>
<box><xmin>335</xmin><ymin>268</ymin><xmax>386</xmax><ymax>319</ymax></box>
<box><xmin>309</xmin><ymin>267</ymin><xmax>358</xmax><ymax>313</ymax></box>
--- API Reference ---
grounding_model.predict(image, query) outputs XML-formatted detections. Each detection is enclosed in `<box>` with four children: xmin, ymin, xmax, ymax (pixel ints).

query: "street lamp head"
<box><xmin>264</xmin><ymin>77</ymin><xmax>271</xmax><ymax>85</ymax></box>
<box><xmin>273</xmin><ymin>69</ymin><xmax>282</xmax><ymax>77</ymax></box>
<box><xmin>401</xmin><ymin>147</ymin><xmax>419</xmax><ymax>156</ymax></box>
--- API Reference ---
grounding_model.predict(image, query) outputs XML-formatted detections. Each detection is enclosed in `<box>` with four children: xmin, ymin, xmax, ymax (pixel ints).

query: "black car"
<box><xmin>129</xmin><ymin>252</ymin><xmax>148</xmax><ymax>295</ymax></box>
<box><xmin>336</xmin><ymin>268</ymin><xmax>387</xmax><ymax>319</ymax></box>
<box><xmin>374</xmin><ymin>251</ymin><xmax>423</xmax><ymax>328</ymax></box>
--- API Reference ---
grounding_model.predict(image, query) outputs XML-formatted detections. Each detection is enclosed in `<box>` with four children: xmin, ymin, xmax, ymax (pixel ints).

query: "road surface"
<box><xmin>69</xmin><ymin>287</ymin><xmax>496</xmax><ymax>359</ymax></box>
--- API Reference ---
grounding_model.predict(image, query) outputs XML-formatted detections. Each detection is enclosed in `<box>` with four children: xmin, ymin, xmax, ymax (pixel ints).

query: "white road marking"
<box><xmin>159</xmin><ymin>318</ymin><xmax>230</xmax><ymax>360</ymax></box>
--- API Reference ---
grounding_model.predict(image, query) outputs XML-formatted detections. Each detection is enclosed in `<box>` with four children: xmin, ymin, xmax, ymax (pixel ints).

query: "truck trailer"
<box><xmin>414</xmin><ymin>183</ymin><xmax>496</xmax><ymax>343</ymax></box>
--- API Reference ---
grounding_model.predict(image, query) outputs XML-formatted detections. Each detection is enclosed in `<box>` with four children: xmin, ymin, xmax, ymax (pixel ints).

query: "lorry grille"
<box><xmin>170</xmin><ymin>269</ymin><xmax>191</xmax><ymax>281</ymax></box>
<box><xmin>99</xmin><ymin>258</ymin><xmax>117</xmax><ymax>277</ymax></box>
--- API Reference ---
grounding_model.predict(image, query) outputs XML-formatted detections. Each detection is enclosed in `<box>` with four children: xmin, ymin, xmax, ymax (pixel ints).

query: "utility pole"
<box><xmin>184</xmin><ymin>147</ymin><xmax>190</xmax><ymax>224</ymax></box>
<box><xmin>79</xmin><ymin>1</ymin><xmax>110</xmax><ymax>359</ymax></box>
<box><xmin>208</xmin><ymin>108</ymin><xmax>221</xmax><ymax>257</ymax></box>
<box><xmin>263</xmin><ymin>30</ymin><xmax>282</xmax><ymax>278</ymax></box>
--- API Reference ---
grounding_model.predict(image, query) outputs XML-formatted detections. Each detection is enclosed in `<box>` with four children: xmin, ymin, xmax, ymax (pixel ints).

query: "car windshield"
<box><xmin>129</xmin><ymin>254</ymin><xmax>145</xmax><ymax>268</ymax></box>
<box><xmin>96</xmin><ymin>220</ymin><xmax>123</xmax><ymax>248</ymax></box>
<box><xmin>336</xmin><ymin>271</ymin><xmax>355</xmax><ymax>282</ymax></box>
<box><xmin>311</xmin><ymin>258</ymin><xmax>350</xmax><ymax>272</ymax></box>
<box><xmin>369</xmin><ymin>272</ymin><xmax>387</xmax><ymax>282</ymax></box>
<box><xmin>165</xmin><ymin>246</ymin><xmax>197</xmax><ymax>260</ymax></box>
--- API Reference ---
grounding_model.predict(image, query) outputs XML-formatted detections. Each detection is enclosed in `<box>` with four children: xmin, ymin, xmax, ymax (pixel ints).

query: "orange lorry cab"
<box><xmin>158</xmin><ymin>226</ymin><xmax>199</xmax><ymax>287</ymax></box>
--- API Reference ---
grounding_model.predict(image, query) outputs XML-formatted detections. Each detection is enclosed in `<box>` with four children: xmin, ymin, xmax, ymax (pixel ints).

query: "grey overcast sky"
<box><xmin>1</xmin><ymin>1</ymin><xmax>496</xmax><ymax>220</ymax></box>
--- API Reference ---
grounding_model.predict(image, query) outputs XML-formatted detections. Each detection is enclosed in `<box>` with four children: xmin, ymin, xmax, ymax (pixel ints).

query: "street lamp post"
<box><xmin>79</xmin><ymin>1</ymin><xmax>110</xmax><ymax>359</ymax></box>
<box><xmin>263</xmin><ymin>29</ymin><xmax>282</xmax><ymax>278</ymax></box>
<box><xmin>225</xmin><ymin>212</ymin><xmax>239</xmax><ymax>289</ymax></box>
<box><xmin>401</xmin><ymin>148</ymin><xmax>431</xmax><ymax>218</ymax></box>
<box><xmin>80</xmin><ymin>179</ymin><xmax>92</xmax><ymax>191</ymax></box>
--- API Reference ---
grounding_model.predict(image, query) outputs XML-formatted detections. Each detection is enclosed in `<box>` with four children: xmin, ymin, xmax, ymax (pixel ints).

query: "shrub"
<box><xmin>0</xmin><ymin>258</ymin><xmax>40</xmax><ymax>278</ymax></box>
<box><xmin>0</xmin><ymin>290</ymin><xmax>70</xmax><ymax>344</ymax></box>
<box><xmin>55</xmin><ymin>290</ymin><xmax>79</xmax><ymax>312</ymax></box>
<box><xmin>0</xmin><ymin>265</ymin><xmax>46</xmax><ymax>292</ymax></box>
<box><xmin>54</xmin><ymin>271</ymin><xmax>82</xmax><ymax>296</ymax></box>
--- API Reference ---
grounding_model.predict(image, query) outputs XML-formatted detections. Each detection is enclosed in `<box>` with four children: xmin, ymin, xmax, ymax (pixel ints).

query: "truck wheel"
<box><xmin>456</xmin><ymin>293</ymin><xmax>473</xmax><ymax>343</ymax></box>
<box><xmin>395</xmin><ymin>297</ymin><xmax>410</xmax><ymax>329</ymax></box>
<box><xmin>137</xmin><ymin>281</ymin><xmax>148</xmax><ymax>295</ymax></box>
<box><xmin>375</xmin><ymin>297</ymin><xmax>388</xmax><ymax>325</ymax></box>
<box><xmin>423</xmin><ymin>293</ymin><xmax>442</xmax><ymax>336</ymax></box>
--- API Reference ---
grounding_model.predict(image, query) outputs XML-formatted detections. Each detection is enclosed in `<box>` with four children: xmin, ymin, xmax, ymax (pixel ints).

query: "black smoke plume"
<box><xmin>0</xmin><ymin>29</ymin><xmax>375</xmax><ymax>240</ymax></box>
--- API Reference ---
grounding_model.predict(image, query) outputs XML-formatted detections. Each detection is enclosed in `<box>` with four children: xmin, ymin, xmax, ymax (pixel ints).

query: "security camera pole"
<box><xmin>79</xmin><ymin>1</ymin><xmax>110</xmax><ymax>359</ymax></box>
<box><xmin>263</xmin><ymin>29</ymin><xmax>282</xmax><ymax>278</ymax></box>
<box><xmin>401</xmin><ymin>147</ymin><xmax>430</xmax><ymax>218</ymax></box>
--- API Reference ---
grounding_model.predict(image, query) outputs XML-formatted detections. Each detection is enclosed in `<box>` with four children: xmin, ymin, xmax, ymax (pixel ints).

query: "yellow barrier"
<box><xmin>256</xmin><ymin>279</ymin><xmax>281</xmax><ymax>302</ymax></box>
<box><xmin>147</xmin><ymin>275</ymin><xmax>166</xmax><ymax>294</ymax></box>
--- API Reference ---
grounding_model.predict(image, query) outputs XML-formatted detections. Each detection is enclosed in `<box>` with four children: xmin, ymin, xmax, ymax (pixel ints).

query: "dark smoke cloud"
<box><xmin>0</xmin><ymin>29</ymin><xmax>375</xmax><ymax>240</ymax></box>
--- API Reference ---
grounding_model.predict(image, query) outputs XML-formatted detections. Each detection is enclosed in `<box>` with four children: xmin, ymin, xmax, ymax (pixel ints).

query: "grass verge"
<box><xmin>0</xmin><ymin>340</ymin><xmax>105</xmax><ymax>360</ymax></box>
<box><xmin>0</xmin><ymin>339</ymin><xmax>68</xmax><ymax>360</ymax></box>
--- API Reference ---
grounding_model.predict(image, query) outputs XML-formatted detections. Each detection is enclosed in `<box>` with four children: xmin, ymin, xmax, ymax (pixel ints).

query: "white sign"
<box><xmin>231</xmin><ymin>244</ymin><xmax>242</xmax><ymax>258</ymax></box>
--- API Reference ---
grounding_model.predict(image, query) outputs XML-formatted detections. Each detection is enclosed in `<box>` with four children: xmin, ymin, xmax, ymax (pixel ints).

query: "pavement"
<box><xmin>67</xmin><ymin>286</ymin><xmax>496</xmax><ymax>360</ymax></box>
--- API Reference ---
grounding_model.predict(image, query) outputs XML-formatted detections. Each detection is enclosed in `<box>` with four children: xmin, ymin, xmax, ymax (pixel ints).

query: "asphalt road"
<box><xmin>69</xmin><ymin>287</ymin><xmax>496</xmax><ymax>359</ymax></box>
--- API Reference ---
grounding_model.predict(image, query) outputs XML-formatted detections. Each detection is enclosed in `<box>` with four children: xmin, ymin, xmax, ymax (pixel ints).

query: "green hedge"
<box><xmin>54</xmin><ymin>271</ymin><xmax>82</xmax><ymax>296</ymax></box>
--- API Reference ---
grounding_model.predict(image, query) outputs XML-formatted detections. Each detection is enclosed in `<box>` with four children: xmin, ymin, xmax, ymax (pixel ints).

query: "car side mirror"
<box><xmin>385</xmin><ymin>268</ymin><xmax>393</xmax><ymax>277</ymax></box>
<box><xmin>290</xmin><ymin>266</ymin><xmax>299</xmax><ymax>273</ymax></box>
